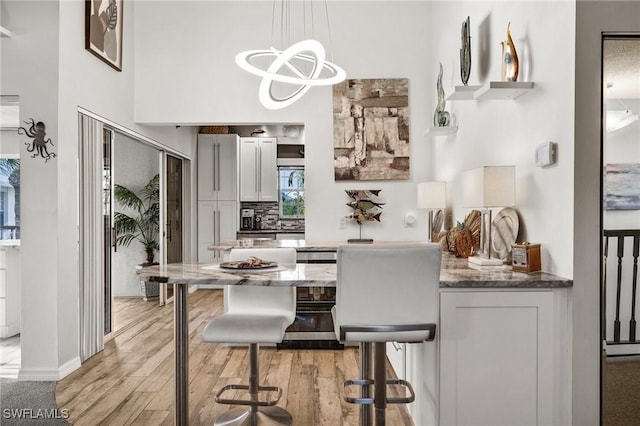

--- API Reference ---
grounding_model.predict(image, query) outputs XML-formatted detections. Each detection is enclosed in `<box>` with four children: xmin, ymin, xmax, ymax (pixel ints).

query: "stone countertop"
<box><xmin>137</xmin><ymin>263</ymin><xmax>334</xmax><ymax>287</ymax></box>
<box><xmin>236</xmin><ymin>230</ymin><xmax>305</xmax><ymax>234</ymax></box>
<box><xmin>138</xmin><ymin>253</ymin><xmax>572</xmax><ymax>289</ymax></box>
<box><xmin>439</xmin><ymin>255</ymin><xmax>572</xmax><ymax>288</ymax></box>
<box><xmin>211</xmin><ymin>239</ymin><xmax>426</xmax><ymax>252</ymax></box>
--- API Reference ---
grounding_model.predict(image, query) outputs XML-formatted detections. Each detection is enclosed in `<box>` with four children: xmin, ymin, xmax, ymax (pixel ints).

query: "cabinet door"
<box><xmin>197</xmin><ymin>201</ymin><xmax>216</xmax><ymax>263</ymax></box>
<box><xmin>239</xmin><ymin>138</ymin><xmax>259</xmax><ymax>201</ymax></box>
<box><xmin>218</xmin><ymin>200</ymin><xmax>237</xmax><ymax>242</ymax></box>
<box><xmin>197</xmin><ymin>134</ymin><xmax>216</xmax><ymax>200</ymax></box>
<box><xmin>216</xmin><ymin>134</ymin><xmax>238</xmax><ymax>201</ymax></box>
<box><xmin>439</xmin><ymin>291</ymin><xmax>554</xmax><ymax>426</ymax></box>
<box><xmin>258</xmin><ymin>138</ymin><xmax>278</xmax><ymax>201</ymax></box>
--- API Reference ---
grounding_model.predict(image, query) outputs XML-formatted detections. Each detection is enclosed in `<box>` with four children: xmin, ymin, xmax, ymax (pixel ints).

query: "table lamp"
<box><xmin>461</xmin><ymin>166</ymin><xmax>515</xmax><ymax>266</ymax></box>
<box><xmin>417</xmin><ymin>181</ymin><xmax>447</xmax><ymax>242</ymax></box>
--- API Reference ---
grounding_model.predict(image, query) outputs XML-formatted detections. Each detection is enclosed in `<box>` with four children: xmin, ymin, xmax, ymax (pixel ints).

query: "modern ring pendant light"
<box><xmin>235</xmin><ymin>0</ymin><xmax>346</xmax><ymax>110</ymax></box>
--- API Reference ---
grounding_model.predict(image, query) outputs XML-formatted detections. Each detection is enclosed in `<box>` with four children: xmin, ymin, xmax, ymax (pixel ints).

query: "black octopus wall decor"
<box><xmin>18</xmin><ymin>118</ymin><xmax>57</xmax><ymax>162</ymax></box>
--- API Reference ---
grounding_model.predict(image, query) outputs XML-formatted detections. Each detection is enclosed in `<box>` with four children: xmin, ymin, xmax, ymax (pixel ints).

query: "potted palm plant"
<box><xmin>114</xmin><ymin>174</ymin><xmax>160</xmax><ymax>265</ymax></box>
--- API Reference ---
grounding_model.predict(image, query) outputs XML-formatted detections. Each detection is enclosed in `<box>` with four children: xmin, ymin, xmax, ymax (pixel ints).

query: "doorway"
<box><xmin>601</xmin><ymin>35</ymin><xmax>640</xmax><ymax>425</ymax></box>
<box><xmin>79</xmin><ymin>112</ymin><xmax>189</xmax><ymax>360</ymax></box>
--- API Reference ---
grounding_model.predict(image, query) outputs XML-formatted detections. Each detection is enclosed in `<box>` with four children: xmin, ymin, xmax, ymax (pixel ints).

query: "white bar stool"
<box><xmin>202</xmin><ymin>248</ymin><xmax>297</xmax><ymax>425</ymax></box>
<box><xmin>331</xmin><ymin>243</ymin><xmax>442</xmax><ymax>426</ymax></box>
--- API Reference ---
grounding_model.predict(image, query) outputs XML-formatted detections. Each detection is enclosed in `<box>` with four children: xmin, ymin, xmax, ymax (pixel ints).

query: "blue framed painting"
<box><xmin>604</xmin><ymin>163</ymin><xmax>640</xmax><ymax>210</ymax></box>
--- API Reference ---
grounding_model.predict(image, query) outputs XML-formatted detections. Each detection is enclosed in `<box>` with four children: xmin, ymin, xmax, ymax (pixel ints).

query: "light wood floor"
<box><xmin>56</xmin><ymin>289</ymin><xmax>414</xmax><ymax>425</ymax></box>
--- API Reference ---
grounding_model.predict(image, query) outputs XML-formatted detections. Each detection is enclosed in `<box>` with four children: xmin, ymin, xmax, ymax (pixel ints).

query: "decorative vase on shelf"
<box><xmin>501</xmin><ymin>22</ymin><xmax>519</xmax><ymax>82</ymax></box>
<box><xmin>433</xmin><ymin>63</ymin><xmax>451</xmax><ymax>127</ymax></box>
<box><xmin>460</xmin><ymin>16</ymin><xmax>471</xmax><ymax>86</ymax></box>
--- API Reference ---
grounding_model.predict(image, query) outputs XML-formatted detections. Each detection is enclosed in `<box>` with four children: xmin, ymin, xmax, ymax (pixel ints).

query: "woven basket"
<box><xmin>200</xmin><ymin>126</ymin><xmax>229</xmax><ymax>134</ymax></box>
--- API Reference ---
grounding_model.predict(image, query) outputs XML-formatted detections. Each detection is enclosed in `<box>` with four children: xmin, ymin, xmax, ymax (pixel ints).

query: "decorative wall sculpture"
<box><xmin>433</xmin><ymin>63</ymin><xmax>451</xmax><ymax>127</ymax></box>
<box><xmin>460</xmin><ymin>16</ymin><xmax>471</xmax><ymax>85</ymax></box>
<box><xmin>345</xmin><ymin>189</ymin><xmax>384</xmax><ymax>243</ymax></box>
<box><xmin>333</xmin><ymin>79</ymin><xmax>410</xmax><ymax>181</ymax></box>
<box><xmin>501</xmin><ymin>22</ymin><xmax>519</xmax><ymax>82</ymax></box>
<box><xmin>18</xmin><ymin>119</ymin><xmax>56</xmax><ymax>162</ymax></box>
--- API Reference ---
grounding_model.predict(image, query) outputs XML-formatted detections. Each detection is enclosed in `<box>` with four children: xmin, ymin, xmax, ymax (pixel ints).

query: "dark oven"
<box><xmin>278</xmin><ymin>250</ymin><xmax>343</xmax><ymax>349</ymax></box>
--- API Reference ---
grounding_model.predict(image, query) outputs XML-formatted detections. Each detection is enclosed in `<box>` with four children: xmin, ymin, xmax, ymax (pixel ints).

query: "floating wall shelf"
<box><xmin>424</xmin><ymin>125</ymin><xmax>458</xmax><ymax>136</ymax></box>
<box><xmin>474</xmin><ymin>81</ymin><xmax>535</xmax><ymax>100</ymax></box>
<box><xmin>0</xmin><ymin>26</ymin><xmax>12</xmax><ymax>38</ymax></box>
<box><xmin>446</xmin><ymin>85</ymin><xmax>482</xmax><ymax>101</ymax></box>
<box><xmin>447</xmin><ymin>81</ymin><xmax>535</xmax><ymax>101</ymax></box>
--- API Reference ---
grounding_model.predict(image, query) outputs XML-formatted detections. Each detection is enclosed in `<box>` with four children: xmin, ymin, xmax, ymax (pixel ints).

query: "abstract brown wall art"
<box><xmin>85</xmin><ymin>0</ymin><xmax>123</xmax><ymax>71</ymax></box>
<box><xmin>333</xmin><ymin>78</ymin><xmax>410</xmax><ymax>181</ymax></box>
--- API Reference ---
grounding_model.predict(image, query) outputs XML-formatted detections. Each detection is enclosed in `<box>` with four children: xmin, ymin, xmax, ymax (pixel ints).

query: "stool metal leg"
<box><xmin>214</xmin><ymin>344</ymin><xmax>292</xmax><ymax>426</ymax></box>
<box><xmin>374</xmin><ymin>342</ymin><xmax>387</xmax><ymax>426</ymax></box>
<box><xmin>359</xmin><ymin>342</ymin><xmax>373</xmax><ymax>426</ymax></box>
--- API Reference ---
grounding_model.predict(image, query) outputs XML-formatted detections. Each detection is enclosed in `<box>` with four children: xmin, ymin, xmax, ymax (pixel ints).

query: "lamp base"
<box><xmin>468</xmin><ymin>256</ymin><xmax>504</xmax><ymax>266</ymax></box>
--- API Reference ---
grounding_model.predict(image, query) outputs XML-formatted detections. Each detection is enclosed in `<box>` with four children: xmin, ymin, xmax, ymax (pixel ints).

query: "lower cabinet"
<box><xmin>197</xmin><ymin>200</ymin><xmax>237</xmax><ymax>263</ymax></box>
<box><xmin>439</xmin><ymin>289</ymin><xmax>571</xmax><ymax>426</ymax></box>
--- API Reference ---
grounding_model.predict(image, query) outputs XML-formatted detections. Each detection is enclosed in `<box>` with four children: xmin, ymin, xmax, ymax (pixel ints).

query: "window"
<box><xmin>279</xmin><ymin>167</ymin><xmax>304</xmax><ymax>218</ymax></box>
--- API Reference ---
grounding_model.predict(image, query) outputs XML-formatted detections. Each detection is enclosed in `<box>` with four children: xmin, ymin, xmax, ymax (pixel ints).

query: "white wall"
<box><xmin>2</xmin><ymin>0</ymin><xmax>195</xmax><ymax>379</ymax></box>
<box><xmin>2</xmin><ymin>0</ymin><xmax>62</xmax><ymax>380</ymax></box>
<box><xmin>113</xmin><ymin>134</ymin><xmax>160</xmax><ymax>297</ymax></box>
<box><xmin>429</xmin><ymin>1</ymin><xmax>575</xmax><ymax>278</ymax></box>
<box><xmin>134</xmin><ymin>1</ymin><xmax>575</xmax><ymax>277</ymax></box>
<box><xmin>574</xmin><ymin>2</ymin><xmax>640</xmax><ymax>424</ymax></box>
<box><xmin>134</xmin><ymin>0</ymin><xmax>435</xmax><ymax>242</ymax></box>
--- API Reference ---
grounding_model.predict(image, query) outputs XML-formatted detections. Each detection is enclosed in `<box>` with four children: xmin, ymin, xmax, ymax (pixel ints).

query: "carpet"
<box><xmin>603</xmin><ymin>355</ymin><xmax>640</xmax><ymax>426</ymax></box>
<box><xmin>0</xmin><ymin>378</ymin><xmax>68</xmax><ymax>425</ymax></box>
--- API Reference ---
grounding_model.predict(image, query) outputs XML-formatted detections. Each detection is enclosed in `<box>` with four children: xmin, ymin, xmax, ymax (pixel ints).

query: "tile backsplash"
<box><xmin>240</xmin><ymin>202</ymin><xmax>305</xmax><ymax>231</ymax></box>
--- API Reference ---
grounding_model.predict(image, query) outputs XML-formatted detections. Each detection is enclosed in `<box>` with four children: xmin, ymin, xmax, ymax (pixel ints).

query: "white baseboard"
<box><xmin>605</xmin><ymin>342</ymin><xmax>640</xmax><ymax>356</ymax></box>
<box><xmin>18</xmin><ymin>356</ymin><xmax>81</xmax><ymax>381</ymax></box>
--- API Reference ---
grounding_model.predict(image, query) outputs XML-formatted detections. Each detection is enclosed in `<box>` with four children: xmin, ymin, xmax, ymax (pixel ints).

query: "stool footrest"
<box><xmin>215</xmin><ymin>383</ymin><xmax>283</xmax><ymax>407</ymax></box>
<box><xmin>343</xmin><ymin>378</ymin><xmax>416</xmax><ymax>405</ymax></box>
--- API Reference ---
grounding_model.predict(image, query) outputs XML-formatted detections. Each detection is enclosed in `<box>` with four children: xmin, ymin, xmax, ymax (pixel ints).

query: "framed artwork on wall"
<box><xmin>333</xmin><ymin>78</ymin><xmax>410</xmax><ymax>181</ymax></box>
<box><xmin>85</xmin><ymin>0</ymin><xmax>123</xmax><ymax>71</ymax></box>
<box><xmin>604</xmin><ymin>163</ymin><xmax>640</xmax><ymax>210</ymax></box>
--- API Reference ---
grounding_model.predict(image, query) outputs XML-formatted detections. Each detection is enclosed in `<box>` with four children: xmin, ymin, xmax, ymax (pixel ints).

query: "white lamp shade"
<box><xmin>462</xmin><ymin>166</ymin><xmax>515</xmax><ymax>207</ymax></box>
<box><xmin>417</xmin><ymin>182</ymin><xmax>446</xmax><ymax>209</ymax></box>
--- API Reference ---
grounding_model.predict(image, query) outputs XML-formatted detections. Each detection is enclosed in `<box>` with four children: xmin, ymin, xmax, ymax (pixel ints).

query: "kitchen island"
<box><xmin>139</xmin><ymin>247</ymin><xmax>572</xmax><ymax>426</ymax></box>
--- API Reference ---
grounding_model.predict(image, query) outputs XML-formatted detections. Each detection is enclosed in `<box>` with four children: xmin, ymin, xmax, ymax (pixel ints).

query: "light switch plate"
<box><xmin>535</xmin><ymin>141</ymin><xmax>556</xmax><ymax>167</ymax></box>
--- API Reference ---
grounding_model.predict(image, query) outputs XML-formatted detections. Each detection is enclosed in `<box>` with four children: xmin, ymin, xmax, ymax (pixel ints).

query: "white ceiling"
<box><xmin>604</xmin><ymin>38</ymin><xmax>640</xmax><ymax>100</ymax></box>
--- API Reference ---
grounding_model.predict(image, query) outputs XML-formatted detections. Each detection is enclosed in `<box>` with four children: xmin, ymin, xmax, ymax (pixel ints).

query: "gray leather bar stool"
<box><xmin>331</xmin><ymin>243</ymin><xmax>442</xmax><ymax>426</ymax></box>
<box><xmin>202</xmin><ymin>248</ymin><xmax>297</xmax><ymax>426</ymax></box>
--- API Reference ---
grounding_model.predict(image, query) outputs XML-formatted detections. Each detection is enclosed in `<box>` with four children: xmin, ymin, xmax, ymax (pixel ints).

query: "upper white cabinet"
<box><xmin>239</xmin><ymin>137</ymin><xmax>278</xmax><ymax>202</ymax></box>
<box><xmin>197</xmin><ymin>134</ymin><xmax>239</xmax><ymax>201</ymax></box>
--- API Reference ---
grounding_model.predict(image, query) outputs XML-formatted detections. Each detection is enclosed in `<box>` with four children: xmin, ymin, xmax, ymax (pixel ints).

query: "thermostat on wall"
<box><xmin>535</xmin><ymin>142</ymin><xmax>556</xmax><ymax>167</ymax></box>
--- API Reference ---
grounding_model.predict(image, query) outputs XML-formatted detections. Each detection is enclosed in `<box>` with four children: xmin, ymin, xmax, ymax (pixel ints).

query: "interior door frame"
<box><xmin>599</xmin><ymin>31</ymin><xmax>640</xmax><ymax>424</ymax></box>
<box><xmin>159</xmin><ymin>152</ymin><xmax>188</xmax><ymax>305</ymax></box>
<box><xmin>78</xmin><ymin>107</ymin><xmax>191</xmax><ymax>341</ymax></box>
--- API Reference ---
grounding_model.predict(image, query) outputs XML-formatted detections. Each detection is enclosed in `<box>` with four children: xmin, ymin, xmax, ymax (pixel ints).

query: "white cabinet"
<box><xmin>439</xmin><ymin>289</ymin><xmax>571</xmax><ymax>426</ymax></box>
<box><xmin>0</xmin><ymin>245</ymin><xmax>20</xmax><ymax>338</ymax></box>
<box><xmin>239</xmin><ymin>137</ymin><xmax>277</xmax><ymax>202</ymax></box>
<box><xmin>197</xmin><ymin>134</ymin><xmax>238</xmax><ymax>201</ymax></box>
<box><xmin>197</xmin><ymin>134</ymin><xmax>239</xmax><ymax>262</ymax></box>
<box><xmin>197</xmin><ymin>200</ymin><xmax>237</xmax><ymax>263</ymax></box>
